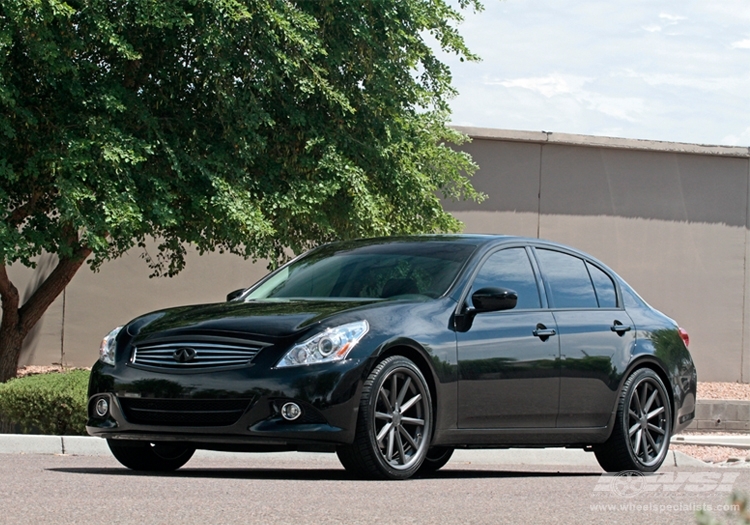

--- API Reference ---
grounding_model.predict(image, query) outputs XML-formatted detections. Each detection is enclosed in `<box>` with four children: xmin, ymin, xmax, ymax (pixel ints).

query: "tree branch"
<box><xmin>18</xmin><ymin>245</ymin><xmax>92</xmax><ymax>336</ymax></box>
<box><xmin>7</xmin><ymin>191</ymin><xmax>43</xmax><ymax>227</ymax></box>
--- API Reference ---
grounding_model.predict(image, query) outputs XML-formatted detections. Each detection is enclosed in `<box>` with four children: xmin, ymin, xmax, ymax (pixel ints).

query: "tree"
<box><xmin>0</xmin><ymin>0</ymin><xmax>482</xmax><ymax>382</ymax></box>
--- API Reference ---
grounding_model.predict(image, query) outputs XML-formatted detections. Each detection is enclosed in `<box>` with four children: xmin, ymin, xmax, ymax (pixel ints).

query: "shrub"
<box><xmin>0</xmin><ymin>370</ymin><xmax>90</xmax><ymax>435</ymax></box>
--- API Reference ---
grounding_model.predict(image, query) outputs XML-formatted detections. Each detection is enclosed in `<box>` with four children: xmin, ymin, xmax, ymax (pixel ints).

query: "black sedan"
<box><xmin>87</xmin><ymin>235</ymin><xmax>696</xmax><ymax>479</ymax></box>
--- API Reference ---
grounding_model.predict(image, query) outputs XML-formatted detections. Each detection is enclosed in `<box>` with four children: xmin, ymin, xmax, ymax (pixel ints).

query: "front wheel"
<box><xmin>337</xmin><ymin>356</ymin><xmax>433</xmax><ymax>480</ymax></box>
<box><xmin>417</xmin><ymin>446</ymin><xmax>454</xmax><ymax>475</ymax></box>
<box><xmin>107</xmin><ymin>439</ymin><xmax>195</xmax><ymax>472</ymax></box>
<box><xmin>594</xmin><ymin>368</ymin><xmax>672</xmax><ymax>472</ymax></box>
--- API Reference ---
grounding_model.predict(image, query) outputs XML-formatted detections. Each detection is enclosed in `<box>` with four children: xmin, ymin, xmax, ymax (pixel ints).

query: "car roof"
<box><xmin>324</xmin><ymin>235</ymin><xmax>617</xmax><ymax>274</ymax></box>
<box><xmin>332</xmin><ymin>234</ymin><xmax>521</xmax><ymax>246</ymax></box>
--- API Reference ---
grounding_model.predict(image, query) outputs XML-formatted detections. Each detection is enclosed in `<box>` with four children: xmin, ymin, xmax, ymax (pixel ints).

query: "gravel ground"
<box><xmin>671</xmin><ymin>444</ymin><xmax>750</xmax><ymax>464</ymax></box>
<box><xmin>15</xmin><ymin>365</ymin><xmax>87</xmax><ymax>378</ymax></box>
<box><xmin>698</xmin><ymin>382</ymin><xmax>750</xmax><ymax>400</ymax></box>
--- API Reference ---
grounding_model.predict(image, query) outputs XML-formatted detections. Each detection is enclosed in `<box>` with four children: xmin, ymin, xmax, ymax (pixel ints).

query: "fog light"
<box><xmin>280</xmin><ymin>402</ymin><xmax>301</xmax><ymax>421</ymax></box>
<box><xmin>95</xmin><ymin>397</ymin><xmax>109</xmax><ymax>418</ymax></box>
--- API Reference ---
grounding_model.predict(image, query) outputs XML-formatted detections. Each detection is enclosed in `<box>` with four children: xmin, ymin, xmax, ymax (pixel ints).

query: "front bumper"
<box><xmin>86</xmin><ymin>357</ymin><xmax>366</xmax><ymax>451</ymax></box>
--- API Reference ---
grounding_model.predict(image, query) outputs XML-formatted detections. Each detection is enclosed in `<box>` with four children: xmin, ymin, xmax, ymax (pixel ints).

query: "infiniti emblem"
<box><xmin>173</xmin><ymin>347</ymin><xmax>197</xmax><ymax>363</ymax></box>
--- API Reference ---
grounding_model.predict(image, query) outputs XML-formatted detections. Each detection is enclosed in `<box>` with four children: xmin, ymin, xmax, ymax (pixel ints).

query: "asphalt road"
<box><xmin>1</xmin><ymin>452</ymin><xmax>748</xmax><ymax>525</ymax></box>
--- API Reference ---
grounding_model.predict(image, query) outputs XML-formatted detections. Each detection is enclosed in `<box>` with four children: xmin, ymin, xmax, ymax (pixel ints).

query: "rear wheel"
<box><xmin>107</xmin><ymin>439</ymin><xmax>195</xmax><ymax>472</ymax></box>
<box><xmin>337</xmin><ymin>356</ymin><xmax>433</xmax><ymax>480</ymax></box>
<box><xmin>594</xmin><ymin>368</ymin><xmax>672</xmax><ymax>472</ymax></box>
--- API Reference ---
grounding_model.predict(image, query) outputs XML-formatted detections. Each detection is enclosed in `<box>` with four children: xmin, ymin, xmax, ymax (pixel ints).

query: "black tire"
<box><xmin>337</xmin><ymin>356</ymin><xmax>433</xmax><ymax>480</ymax></box>
<box><xmin>107</xmin><ymin>439</ymin><xmax>195</xmax><ymax>472</ymax></box>
<box><xmin>417</xmin><ymin>446</ymin><xmax>454</xmax><ymax>475</ymax></box>
<box><xmin>594</xmin><ymin>368</ymin><xmax>672</xmax><ymax>473</ymax></box>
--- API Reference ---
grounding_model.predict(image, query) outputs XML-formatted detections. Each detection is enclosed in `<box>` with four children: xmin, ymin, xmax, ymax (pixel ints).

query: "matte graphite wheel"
<box><xmin>107</xmin><ymin>439</ymin><xmax>195</xmax><ymax>472</ymax></box>
<box><xmin>337</xmin><ymin>356</ymin><xmax>433</xmax><ymax>480</ymax></box>
<box><xmin>594</xmin><ymin>368</ymin><xmax>672</xmax><ymax>472</ymax></box>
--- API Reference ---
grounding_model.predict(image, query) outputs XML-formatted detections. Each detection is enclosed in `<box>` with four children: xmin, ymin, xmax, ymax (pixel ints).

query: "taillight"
<box><xmin>678</xmin><ymin>327</ymin><xmax>689</xmax><ymax>348</ymax></box>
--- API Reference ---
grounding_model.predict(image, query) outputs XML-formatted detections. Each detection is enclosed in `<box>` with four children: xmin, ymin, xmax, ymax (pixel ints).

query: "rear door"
<box><xmin>533</xmin><ymin>248</ymin><xmax>635</xmax><ymax>428</ymax></box>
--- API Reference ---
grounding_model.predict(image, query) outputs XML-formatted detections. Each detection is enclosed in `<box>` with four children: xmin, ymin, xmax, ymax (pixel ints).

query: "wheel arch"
<box><xmin>371</xmin><ymin>340</ymin><xmax>440</xmax><ymax>434</ymax></box>
<box><xmin>619</xmin><ymin>356</ymin><xmax>677</xmax><ymax>429</ymax></box>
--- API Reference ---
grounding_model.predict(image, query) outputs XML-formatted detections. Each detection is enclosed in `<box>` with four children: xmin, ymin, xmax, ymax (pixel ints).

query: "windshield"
<box><xmin>244</xmin><ymin>241</ymin><xmax>477</xmax><ymax>301</ymax></box>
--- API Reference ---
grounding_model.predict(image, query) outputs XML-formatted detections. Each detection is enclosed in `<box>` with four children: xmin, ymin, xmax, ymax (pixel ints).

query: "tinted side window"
<box><xmin>587</xmin><ymin>262</ymin><xmax>617</xmax><ymax>308</ymax></box>
<box><xmin>535</xmin><ymin>249</ymin><xmax>597</xmax><ymax>308</ymax></box>
<box><xmin>471</xmin><ymin>248</ymin><xmax>541</xmax><ymax>310</ymax></box>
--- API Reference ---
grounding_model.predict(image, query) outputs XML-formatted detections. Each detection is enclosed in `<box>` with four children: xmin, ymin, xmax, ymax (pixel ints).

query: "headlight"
<box><xmin>277</xmin><ymin>320</ymin><xmax>369</xmax><ymax>367</ymax></box>
<box><xmin>99</xmin><ymin>326</ymin><xmax>123</xmax><ymax>366</ymax></box>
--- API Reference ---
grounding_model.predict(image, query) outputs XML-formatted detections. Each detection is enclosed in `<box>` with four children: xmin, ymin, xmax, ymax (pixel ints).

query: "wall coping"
<box><xmin>696</xmin><ymin>399</ymin><xmax>750</xmax><ymax>406</ymax></box>
<box><xmin>452</xmin><ymin>126</ymin><xmax>750</xmax><ymax>159</ymax></box>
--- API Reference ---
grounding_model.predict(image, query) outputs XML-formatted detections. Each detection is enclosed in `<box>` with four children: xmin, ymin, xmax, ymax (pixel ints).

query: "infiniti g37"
<box><xmin>87</xmin><ymin>235</ymin><xmax>696</xmax><ymax>479</ymax></box>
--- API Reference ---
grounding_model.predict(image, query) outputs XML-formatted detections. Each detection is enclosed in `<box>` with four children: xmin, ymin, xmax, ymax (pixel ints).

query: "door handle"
<box><xmin>533</xmin><ymin>323</ymin><xmax>557</xmax><ymax>341</ymax></box>
<box><xmin>611</xmin><ymin>320</ymin><xmax>632</xmax><ymax>335</ymax></box>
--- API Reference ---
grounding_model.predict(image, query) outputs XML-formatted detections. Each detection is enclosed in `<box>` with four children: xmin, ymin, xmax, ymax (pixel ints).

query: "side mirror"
<box><xmin>471</xmin><ymin>287</ymin><xmax>518</xmax><ymax>313</ymax></box>
<box><xmin>226</xmin><ymin>288</ymin><xmax>246</xmax><ymax>302</ymax></box>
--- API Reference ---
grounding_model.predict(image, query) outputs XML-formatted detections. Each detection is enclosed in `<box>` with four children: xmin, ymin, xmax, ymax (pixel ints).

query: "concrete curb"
<box><xmin>0</xmin><ymin>434</ymin><xmax>62</xmax><ymax>455</ymax></box>
<box><xmin>61</xmin><ymin>435</ymin><xmax>110</xmax><ymax>455</ymax></box>
<box><xmin>671</xmin><ymin>451</ymin><xmax>714</xmax><ymax>468</ymax></box>
<box><xmin>672</xmin><ymin>434</ymin><xmax>750</xmax><ymax>448</ymax></box>
<box><xmin>0</xmin><ymin>434</ymin><xmax>717</xmax><ymax>468</ymax></box>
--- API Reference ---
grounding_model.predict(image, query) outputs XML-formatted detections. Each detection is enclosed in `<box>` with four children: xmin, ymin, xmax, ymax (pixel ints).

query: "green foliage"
<box><xmin>0</xmin><ymin>0</ymin><xmax>483</xmax><ymax>275</ymax></box>
<box><xmin>0</xmin><ymin>369</ymin><xmax>89</xmax><ymax>435</ymax></box>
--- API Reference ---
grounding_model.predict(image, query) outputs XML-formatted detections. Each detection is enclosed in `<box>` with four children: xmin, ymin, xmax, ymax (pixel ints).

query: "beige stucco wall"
<box><xmin>14</xmin><ymin>127</ymin><xmax>750</xmax><ymax>383</ymax></box>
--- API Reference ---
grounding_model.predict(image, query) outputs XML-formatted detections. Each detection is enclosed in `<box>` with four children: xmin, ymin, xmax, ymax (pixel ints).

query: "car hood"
<box><xmin>129</xmin><ymin>299</ymin><xmax>381</xmax><ymax>342</ymax></box>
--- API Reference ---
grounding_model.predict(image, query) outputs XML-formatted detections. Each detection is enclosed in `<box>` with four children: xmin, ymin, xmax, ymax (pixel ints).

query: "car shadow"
<box><xmin>47</xmin><ymin>466</ymin><xmax>602</xmax><ymax>481</ymax></box>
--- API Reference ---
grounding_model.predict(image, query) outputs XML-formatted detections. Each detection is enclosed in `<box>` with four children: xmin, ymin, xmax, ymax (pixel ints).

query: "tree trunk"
<box><xmin>0</xmin><ymin>264</ymin><xmax>21</xmax><ymax>383</ymax></box>
<box><xmin>0</xmin><ymin>331</ymin><xmax>24</xmax><ymax>383</ymax></box>
<box><xmin>0</xmin><ymin>416</ymin><xmax>14</xmax><ymax>434</ymax></box>
<box><xmin>0</xmin><ymin>244</ymin><xmax>91</xmax><ymax>383</ymax></box>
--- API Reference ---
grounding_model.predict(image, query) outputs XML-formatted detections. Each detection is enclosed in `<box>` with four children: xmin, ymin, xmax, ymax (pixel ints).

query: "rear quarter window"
<box><xmin>535</xmin><ymin>249</ymin><xmax>598</xmax><ymax>309</ymax></box>
<box><xmin>587</xmin><ymin>262</ymin><xmax>617</xmax><ymax>308</ymax></box>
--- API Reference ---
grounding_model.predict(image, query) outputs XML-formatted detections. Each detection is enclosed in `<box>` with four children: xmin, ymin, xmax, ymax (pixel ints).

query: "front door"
<box><xmin>457</xmin><ymin>247</ymin><xmax>560</xmax><ymax>428</ymax></box>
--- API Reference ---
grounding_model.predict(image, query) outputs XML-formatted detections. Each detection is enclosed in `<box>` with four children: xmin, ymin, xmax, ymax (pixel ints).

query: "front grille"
<box><xmin>119</xmin><ymin>397</ymin><xmax>252</xmax><ymax>427</ymax></box>
<box><xmin>130</xmin><ymin>337</ymin><xmax>266</xmax><ymax>371</ymax></box>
